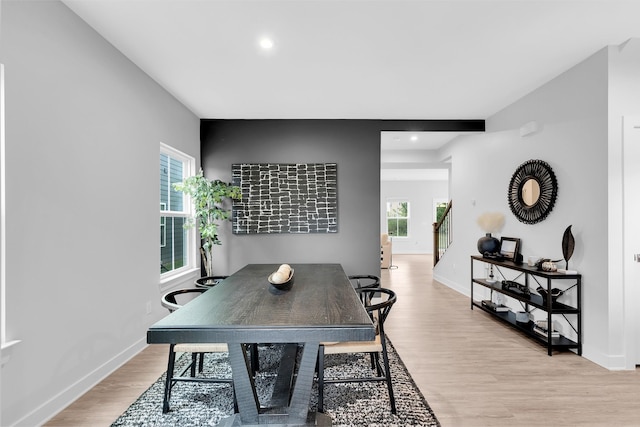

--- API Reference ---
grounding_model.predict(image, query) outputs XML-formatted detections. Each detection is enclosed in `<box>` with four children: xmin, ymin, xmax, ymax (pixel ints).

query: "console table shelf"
<box><xmin>471</xmin><ymin>255</ymin><xmax>582</xmax><ymax>356</ymax></box>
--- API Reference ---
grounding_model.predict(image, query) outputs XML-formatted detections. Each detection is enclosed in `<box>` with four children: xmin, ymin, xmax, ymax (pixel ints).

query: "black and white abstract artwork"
<box><xmin>232</xmin><ymin>163</ymin><xmax>338</xmax><ymax>234</ymax></box>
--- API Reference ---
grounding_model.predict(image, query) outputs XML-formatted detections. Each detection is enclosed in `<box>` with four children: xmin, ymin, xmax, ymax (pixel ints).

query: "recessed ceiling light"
<box><xmin>259</xmin><ymin>37</ymin><xmax>274</xmax><ymax>50</ymax></box>
<box><xmin>410</xmin><ymin>135</ymin><xmax>418</xmax><ymax>141</ymax></box>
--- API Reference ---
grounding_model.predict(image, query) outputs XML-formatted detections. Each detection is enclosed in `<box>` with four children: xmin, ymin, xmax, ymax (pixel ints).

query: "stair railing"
<box><xmin>433</xmin><ymin>201</ymin><xmax>452</xmax><ymax>266</ymax></box>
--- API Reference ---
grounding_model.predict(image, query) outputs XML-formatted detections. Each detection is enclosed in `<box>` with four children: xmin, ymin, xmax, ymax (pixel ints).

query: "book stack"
<box><xmin>533</xmin><ymin>320</ymin><xmax>560</xmax><ymax>338</ymax></box>
<box><xmin>481</xmin><ymin>300</ymin><xmax>510</xmax><ymax>312</ymax></box>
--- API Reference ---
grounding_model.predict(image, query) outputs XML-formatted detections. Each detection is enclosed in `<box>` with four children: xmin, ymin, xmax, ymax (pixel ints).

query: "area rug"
<box><xmin>111</xmin><ymin>338</ymin><xmax>440</xmax><ymax>426</ymax></box>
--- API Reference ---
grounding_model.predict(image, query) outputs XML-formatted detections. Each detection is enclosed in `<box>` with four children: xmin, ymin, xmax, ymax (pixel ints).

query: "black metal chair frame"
<box><xmin>162</xmin><ymin>287</ymin><xmax>207</xmax><ymax>311</ymax></box>
<box><xmin>348</xmin><ymin>275</ymin><xmax>381</xmax><ymax>305</ymax></box>
<box><xmin>194</xmin><ymin>275</ymin><xmax>229</xmax><ymax>289</ymax></box>
<box><xmin>348</xmin><ymin>274</ymin><xmax>380</xmax><ymax>289</ymax></box>
<box><xmin>163</xmin><ymin>342</ymin><xmax>234</xmax><ymax>413</ymax></box>
<box><xmin>317</xmin><ymin>287</ymin><xmax>398</xmax><ymax>414</ymax></box>
<box><xmin>161</xmin><ymin>288</ymin><xmax>234</xmax><ymax>413</ymax></box>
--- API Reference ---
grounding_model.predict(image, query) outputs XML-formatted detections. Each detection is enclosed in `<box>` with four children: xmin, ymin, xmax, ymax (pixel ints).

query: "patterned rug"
<box><xmin>112</xmin><ymin>338</ymin><xmax>440</xmax><ymax>426</ymax></box>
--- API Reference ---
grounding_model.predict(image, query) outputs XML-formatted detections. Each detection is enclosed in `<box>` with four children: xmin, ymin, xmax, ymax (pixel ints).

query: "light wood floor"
<box><xmin>46</xmin><ymin>254</ymin><xmax>640</xmax><ymax>426</ymax></box>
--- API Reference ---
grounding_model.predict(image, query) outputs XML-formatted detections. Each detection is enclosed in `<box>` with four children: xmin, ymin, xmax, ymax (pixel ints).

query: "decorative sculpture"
<box><xmin>562</xmin><ymin>225</ymin><xmax>575</xmax><ymax>269</ymax></box>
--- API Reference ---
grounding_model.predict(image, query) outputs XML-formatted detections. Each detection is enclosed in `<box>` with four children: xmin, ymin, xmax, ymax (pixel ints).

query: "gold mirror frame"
<box><xmin>507</xmin><ymin>159</ymin><xmax>558</xmax><ymax>224</ymax></box>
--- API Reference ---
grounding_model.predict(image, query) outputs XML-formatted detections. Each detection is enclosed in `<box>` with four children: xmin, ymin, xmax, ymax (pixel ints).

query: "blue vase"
<box><xmin>477</xmin><ymin>233</ymin><xmax>500</xmax><ymax>254</ymax></box>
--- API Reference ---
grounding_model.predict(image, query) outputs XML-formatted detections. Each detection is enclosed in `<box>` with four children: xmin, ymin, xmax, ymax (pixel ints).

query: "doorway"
<box><xmin>623</xmin><ymin>115</ymin><xmax>640</xmax><ymax>367</ymax></box>
<box><xmin>380</xmin><ymin>132</ymin><xmax>451</xmax><ymax>257</ymax></box>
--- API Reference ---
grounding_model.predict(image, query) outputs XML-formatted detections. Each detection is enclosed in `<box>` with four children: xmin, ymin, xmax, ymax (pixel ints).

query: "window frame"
<box><xmin>433</xmin><ymin>198</ymin><xmax>448</xmax><ymax>224</ymax></box>
<box><xmin>386</xmin><ymin>199</ymin><xmax>410</xmax><ymax>238</ymax></box>
<box><xmin>160</xmin><ymin>143</ymin><xmax>196</xmax><ymax>281</ymax></box>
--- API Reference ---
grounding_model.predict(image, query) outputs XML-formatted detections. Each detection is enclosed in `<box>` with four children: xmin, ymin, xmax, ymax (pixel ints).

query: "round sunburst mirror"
<box><xmin>507</xmin><ymin>159</ymin><xmax>558</xmax><ymax>224</ymax></box>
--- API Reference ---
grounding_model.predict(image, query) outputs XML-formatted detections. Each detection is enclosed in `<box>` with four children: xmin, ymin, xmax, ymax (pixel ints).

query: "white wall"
<box><xmin>434</xmin><ymin>42</ymin><xmax>640</xmax><ymax>370</ymax></box>
<box><xmin>607</xmin><ymin>39</ymin><xmax>640</xmax><ymax>369</ymax></box>
<box><xmin>0</xmin><ymin>2</ymin><xmax>200</xmax><ymax>425</ymax></box>
<box><xmin>380</xmin><ymin>180</ymin><xmax>448</xmax><ymax>254</ymax></box>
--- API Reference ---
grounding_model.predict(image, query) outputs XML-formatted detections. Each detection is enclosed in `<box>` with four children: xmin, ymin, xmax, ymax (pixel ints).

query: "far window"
<box><xmin>386</xmin><ymin>201</ymin><xmax>409</xmax><ymax>237</ymax></box>
<box><xmin>434</xmin><ymin>199</ymin><xmax>448</xmax><ymax>223</ymax></box>
<box><xmin>160</xmin><ymin>144</ymin><xmax>195</xmax><ymax>275</ymax></box>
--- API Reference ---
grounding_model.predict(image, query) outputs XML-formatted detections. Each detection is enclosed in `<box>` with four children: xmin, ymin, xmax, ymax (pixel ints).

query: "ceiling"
<box><xmin>62</xmin><ymin>0</ymin><xmax>640</xmax><ymax>179</ymax></box>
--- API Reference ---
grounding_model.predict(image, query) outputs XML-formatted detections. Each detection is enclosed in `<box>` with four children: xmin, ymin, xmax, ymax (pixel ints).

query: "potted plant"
<box><xmin>173</xmin><ymin>170</ymin><xmax>241</xmax><ymax>285</ymax></box>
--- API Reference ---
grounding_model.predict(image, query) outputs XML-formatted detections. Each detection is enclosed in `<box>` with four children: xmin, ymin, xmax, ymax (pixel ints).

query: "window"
<box><xmin>386</xmin><ymin>200</ymin><xmax>409</xmax><ymax>237</ymax></box>
<box><xmin>160</xmin><ymin>203</ymin><xmax>167</xmax><ymax>247</ymax></box>
<box><xmin>434</xmin><ymin>199</ymin><xmax>448</xmax><ymax>224</ymax></box>
<box><xmin>160</xmin><ymin>144</ymin><xmax>195</xmax><ymax>276</ymax></box>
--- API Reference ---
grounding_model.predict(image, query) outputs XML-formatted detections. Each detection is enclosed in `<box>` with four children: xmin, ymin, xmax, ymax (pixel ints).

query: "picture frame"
<box><xmin>231</xmin><ymin>163</ymin><xmax>338</xmax><ymax>234</ymax></box>
<box><xmin>499</xmin><ymin>237</ymin><xmax>521</xmax><ymax>261</ymax></box>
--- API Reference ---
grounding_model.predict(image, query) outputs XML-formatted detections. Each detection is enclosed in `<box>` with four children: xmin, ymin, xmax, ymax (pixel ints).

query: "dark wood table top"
<box><xmin>147</xmin><ymin>263</ymin><xmax>375</xmax><ymax>345</ymax></box>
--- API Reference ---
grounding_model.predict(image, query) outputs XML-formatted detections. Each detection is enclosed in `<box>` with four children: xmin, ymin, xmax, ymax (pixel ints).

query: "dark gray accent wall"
<box><xmin>201</xmin><ymin>119</ymin><xmax>483</xmax><ymax>277</ymax></box>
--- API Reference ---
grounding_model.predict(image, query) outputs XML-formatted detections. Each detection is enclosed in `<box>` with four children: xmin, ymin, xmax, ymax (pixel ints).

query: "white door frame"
<box><xmin>622</xmin><ymin>115</ymin><xmax>640</xmax><ymax>368</ymax></box>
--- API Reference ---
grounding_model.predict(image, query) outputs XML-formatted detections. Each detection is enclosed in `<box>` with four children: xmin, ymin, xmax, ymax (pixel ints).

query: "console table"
<box><xmin>470</xmin><ymin>255</ymin><xmax>582</xmax><ymax>356</ymax></box>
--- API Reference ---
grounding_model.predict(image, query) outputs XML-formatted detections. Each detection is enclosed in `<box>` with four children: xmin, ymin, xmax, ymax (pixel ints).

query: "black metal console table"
<box><xmin>471</xmin><ymin>255</ymin><xmax>582</xmax><ymax>356</ymax></box>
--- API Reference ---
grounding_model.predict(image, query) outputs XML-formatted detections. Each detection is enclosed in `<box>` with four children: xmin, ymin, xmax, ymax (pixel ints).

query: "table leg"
<box><xmin>228</xmin><ymin>343</ymin><xmax>259</xmax><ymax>424</ymax></box>
<box><xmin>269</xmin><ymin>343</ymin><xmax>299</xmax><ymax>408</ymax></box>
<box><xmin>287</xmin><ymin>341</ymin><xmax>319</xmax><ymax>422</ymax></box>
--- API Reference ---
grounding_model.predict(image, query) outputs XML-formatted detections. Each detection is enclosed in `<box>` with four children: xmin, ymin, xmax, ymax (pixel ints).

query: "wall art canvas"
<box><xmin>232</xmin><ymin>163</ymin><xmax>338</xmax><ymax>234</ymax></box>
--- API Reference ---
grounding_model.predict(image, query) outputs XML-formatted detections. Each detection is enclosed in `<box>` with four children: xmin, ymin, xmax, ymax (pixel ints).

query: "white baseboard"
<box><xmin>392</xmin><ymin>250</ymin><xmax>432</xmax><ymax>255</ymax></box>
<box><xmin>15</xmin><ymin>338</ymin><xmax>148</xmax><ymax>427</ymax></box>
<box><xmin>582</xmin><ymin>347</ymin><xmax>634</xmax><ymax>371</ymax></box>
<box><xmin>433</xmin><ymin>273</ymin><xmax>469</xmax><ymax>297</ymax></box>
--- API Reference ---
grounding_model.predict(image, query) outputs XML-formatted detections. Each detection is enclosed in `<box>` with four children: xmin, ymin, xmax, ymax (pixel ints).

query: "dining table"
<box><xmin>147</xmin><ymin>263</ymin><xmax>375</xmax><ymax>426</ymax></box>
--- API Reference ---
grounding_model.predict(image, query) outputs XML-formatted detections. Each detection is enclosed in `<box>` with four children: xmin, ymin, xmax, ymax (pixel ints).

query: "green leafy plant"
<box><xmin>173</xmin><ymin>170</ymin><xmax>241</xmax><ymax>277</ymax></box>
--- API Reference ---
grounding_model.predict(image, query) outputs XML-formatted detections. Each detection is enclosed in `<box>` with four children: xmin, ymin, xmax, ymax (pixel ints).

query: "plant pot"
<box><xmin>195</xmin><ymin>276</ymin><xmax>228</xmax><ymax>289</ymax></box>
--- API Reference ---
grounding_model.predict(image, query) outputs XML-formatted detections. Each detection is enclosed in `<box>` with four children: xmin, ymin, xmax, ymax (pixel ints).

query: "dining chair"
<box><xmin>348</xmin><ymin>275</ymin><xmax>380</xmax><ymax>305</ymax></box>
<box><xmin>194</xmin><ymin>275</ymin><xmax>229</xmax><ymax>289</ymax></box>
<box><xmin>348</xmin><ymin>274</ymin><xmax>380</xmax><ymax>289</ymax></box>
<box><xmin>160</xmin><ymin>288</ymin><xmax>233</xmax><ymax>413</ymax></box>
<box><xmin>317</xmin><ymin>287</ymin><xmax>398</xmax><ymax>414</ymax></box>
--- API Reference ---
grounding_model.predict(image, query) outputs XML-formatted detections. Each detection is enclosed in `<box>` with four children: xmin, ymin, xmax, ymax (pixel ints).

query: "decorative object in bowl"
<box><xmin>268</xmin><ymin>264</ymin><xmax>294</xmax><ymax>291</ymax></box>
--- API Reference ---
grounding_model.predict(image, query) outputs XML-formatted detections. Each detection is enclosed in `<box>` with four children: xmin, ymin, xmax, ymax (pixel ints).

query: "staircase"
<box><xmin>433</xmin><ymin>201</ymin><xmax>452</xmax><ymax>266</ymax></box>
